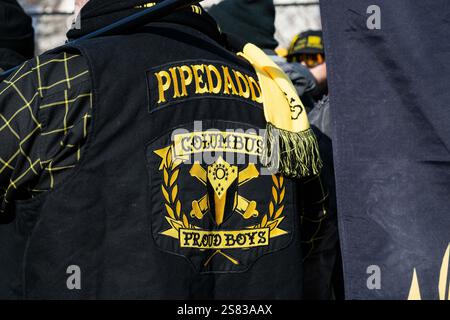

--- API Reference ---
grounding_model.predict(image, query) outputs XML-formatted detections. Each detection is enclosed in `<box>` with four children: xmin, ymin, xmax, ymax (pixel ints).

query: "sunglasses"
<box><xmin>290</xmin><ymin>53</ymin><xmax>325</xmax><ymax>68</ymax></box>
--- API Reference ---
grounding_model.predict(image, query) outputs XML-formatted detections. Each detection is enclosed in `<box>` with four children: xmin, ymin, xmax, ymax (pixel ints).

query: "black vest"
<box><xmin>6</xmin><ymin>23</ymin><xmax>303</xmax><ymax>299</ymax></box>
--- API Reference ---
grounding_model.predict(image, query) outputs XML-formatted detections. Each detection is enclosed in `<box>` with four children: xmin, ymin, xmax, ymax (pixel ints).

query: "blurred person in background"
<box><xmin>288</xmin><ymin>30</ymin><xmax>330</xmax><ymax>139</ymax></box>
<box><xmin>287</xmin><ymin>30</ymin><xmax>327</xmax><ymax>101</ymax></box>
<box><xmin>209</xmin><ymin>0</ymin><xmax>343</xmax><ymax>300</ymax></box>
<box><xmin>0</xmin><ymin>0</ymin><xmax>34</xmax><ymax>72</ymax></box>
<box><xmin>208</xmin><ymin>0</ymin><xmax>317</xmax><ymax>112</ymax></box>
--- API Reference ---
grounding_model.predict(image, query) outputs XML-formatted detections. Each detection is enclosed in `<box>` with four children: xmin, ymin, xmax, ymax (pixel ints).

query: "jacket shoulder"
<box><xmin>31</xmin><ymin>51</ymin><xmax>90</xmax><ymax>97</ymax></box>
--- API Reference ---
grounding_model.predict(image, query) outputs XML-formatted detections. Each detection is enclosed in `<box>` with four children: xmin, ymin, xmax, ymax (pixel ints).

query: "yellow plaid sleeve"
<box><xmin>0</xmin><ymin>52</ymin><xmax>92</xmax><ymax>221</ymax></box>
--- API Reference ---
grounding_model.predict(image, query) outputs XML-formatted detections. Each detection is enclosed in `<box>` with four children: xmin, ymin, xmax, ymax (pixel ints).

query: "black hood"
<box><xmin>0</xmin><ymin>0</ymin><xmax>34</xmax><ymax>69</ymax></box>
<box><xmin>208</xmin><ymin>0</ymin><xmax>278</xmax><ymax>50</ymax></box>
<box><xmin>67</xmin><ymin>0</ymin><xmax>222</xmax><ymax>44</ymax></box>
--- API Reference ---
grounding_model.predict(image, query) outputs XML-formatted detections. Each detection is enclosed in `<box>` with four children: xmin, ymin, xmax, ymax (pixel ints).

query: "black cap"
<box><xmin>208</xmin><ymin>0</ymin><xmax>278</xmax><ymax>50</ymax></box>
<box><xmin>288</xmin><ymin>30</ymin><xmax>323</xmax><ymax>57</ymax></box>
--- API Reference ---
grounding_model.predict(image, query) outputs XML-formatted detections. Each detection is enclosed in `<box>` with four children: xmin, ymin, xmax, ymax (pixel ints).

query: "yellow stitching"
<box><xmin>40</xmin><ymin>126</ymin><xmax>75</xmax><ymax>136</ymax></box>
<box><xmin>19</xmin><ymin>125</ymin><xmax>42</xmax><ymax>175</ymax></box>
<box><xmin>7</xmin><ymin>158</ymin><xmax>40</xmax><ymax>188</ymax></box>
<box><xmin>38</xmin><ymin>71</ymin><xmax>89</xmax><ymax>91</ymax></box>
<box><xmin>0</xmin><ymin>150</ymin><xmax>20</xmax><ymax>174</ymax></box>
<box><xmin>9</xmin><ymin>62</ymin><xmax>27</xmax><ymax>82</ymax></box>
<box><xmin>45</xmin><ymin>165</ymin><xmax>76</xmax><ymax>172</ymax></box>
<box><xmin>31</xmin><ymin>55</ymin><xmax>80</xmax><ymax>70</ymax></box>
<box><xmin>63</xmin><ymin>52</ymin><xmax>71</xmax><ymax>89</ymax></box>
<box><xmin>0</xmin><ymin>94</ymin><xmax>39</xmax><ymax>131</ymax></box>
<box><xmin>5</xmin><ymin>82</ymin><xmax>40</xmax><ymax>126</ymax></box>
<box><xmin>0</xmin><ymin>158</ymin><xmax>14</xmax><ymax>170</ymax></box>
<box><xmin>63</xmin><ymin>90</ymin><xmax>69</xmax><ymax>135</ymax></box>
<box><xmin>39</xmin><ymin>93</ymin><xmax>91</xmax><ymax>109</ymax></box>
<box><xmin>36</xmin><ymin>56</ymin><xmax>43</xmax><ymax>97</ymax></box>
<box><xmin>0</xmin><ymin>113</ymin><xmax>20</xmax><ymax>139</ymax></box>
<box><xmin>83</xmin><ymin>113</ymin><xmax>91</xmax><ymax>138</ymax></box>
<box><xmin>0</xmin><ymin>70</ymin><xmax>34</xmax><ymax>96</ymax></box>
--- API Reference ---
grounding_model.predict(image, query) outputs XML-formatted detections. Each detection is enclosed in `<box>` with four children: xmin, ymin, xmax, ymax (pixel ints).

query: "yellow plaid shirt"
<box><xmin>0</xmin><ymin>52</ymin><xmax>92</xmax><ymax>218</ymax></box>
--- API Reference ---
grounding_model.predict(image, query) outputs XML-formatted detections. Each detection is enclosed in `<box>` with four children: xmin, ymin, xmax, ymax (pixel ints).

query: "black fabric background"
<box><xmin>0</xmin><ymin>0</ymin><xmax>34</xmax><ymax>69</ymax></box>
<box><xmin>321</xmin><ymin>0</ymin><xmax>450</xmax><ymax>299</ymax></box>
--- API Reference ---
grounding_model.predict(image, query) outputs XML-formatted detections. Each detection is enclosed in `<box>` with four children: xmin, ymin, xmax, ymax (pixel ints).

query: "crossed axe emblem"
<box><xmin>189</xmin><ymin>157</ymin><xmax>260</xmax><ymax>226</ymax></box>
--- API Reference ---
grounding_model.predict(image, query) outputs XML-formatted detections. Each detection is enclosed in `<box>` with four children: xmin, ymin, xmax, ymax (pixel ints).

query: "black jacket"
<box><xmin>1</xmin><ymin>1</ymin><xmax>305</xmax><ymax>299</ymax></box>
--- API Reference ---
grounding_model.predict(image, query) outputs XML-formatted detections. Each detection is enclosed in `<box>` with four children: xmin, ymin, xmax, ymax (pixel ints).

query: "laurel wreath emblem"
<box><xmin>160</xmin><ymin>147</ymin><xmax>191</xmax><ymax>232</ymax></box>
<box><xmin>157</xmin><ymin>146</ymin><xmax>288</xmax><ymax>241</ymax></box>
<box><xmin>256</xmin><ymin>174</ymin><xmax>287</xmax><ymax>238</ymax></box>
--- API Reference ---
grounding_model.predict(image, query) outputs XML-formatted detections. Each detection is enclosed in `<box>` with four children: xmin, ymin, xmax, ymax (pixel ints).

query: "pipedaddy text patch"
<box><xmin>147</xmin><ymin>60</ymin><xmax>263</xmax><ymax>111</ymax></box>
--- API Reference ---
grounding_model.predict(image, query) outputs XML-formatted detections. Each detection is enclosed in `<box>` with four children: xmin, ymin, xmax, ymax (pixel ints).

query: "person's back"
<box><xmin>0</xmin><ymin>1</ymin><xmax>314</xmax><ymax>299</ymax></box>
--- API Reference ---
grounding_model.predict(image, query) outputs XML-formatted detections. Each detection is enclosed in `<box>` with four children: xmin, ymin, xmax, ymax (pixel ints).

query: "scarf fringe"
<box><xmin>261</xmin><ymin>123</ymin><xmax>323</xmax><ymax>178</ymax></box>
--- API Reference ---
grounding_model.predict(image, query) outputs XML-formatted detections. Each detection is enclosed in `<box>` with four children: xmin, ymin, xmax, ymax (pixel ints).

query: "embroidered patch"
<box><xmin>147</xmin><ymin>60</ymin><xmax>263</xmax><ymax>112</ymax></box>
<box><xmin>147</xmin><ymin>123</ymin><xmax>295</xmax><ymax>273</ymax></box>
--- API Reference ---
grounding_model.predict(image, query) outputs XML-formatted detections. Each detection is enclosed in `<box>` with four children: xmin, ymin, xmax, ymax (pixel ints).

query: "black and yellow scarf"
<box><xmin>239</xmin><ymin>44</ymin><xmax>322</xmax><ymax>178</ymax></box>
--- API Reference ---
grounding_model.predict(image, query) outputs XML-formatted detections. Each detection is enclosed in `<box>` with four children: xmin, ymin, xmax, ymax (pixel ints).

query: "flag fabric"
<box><xmin>321</xmin><ymin>0</ymin><xmax>450</xmax><ymax>299</ymax></box>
